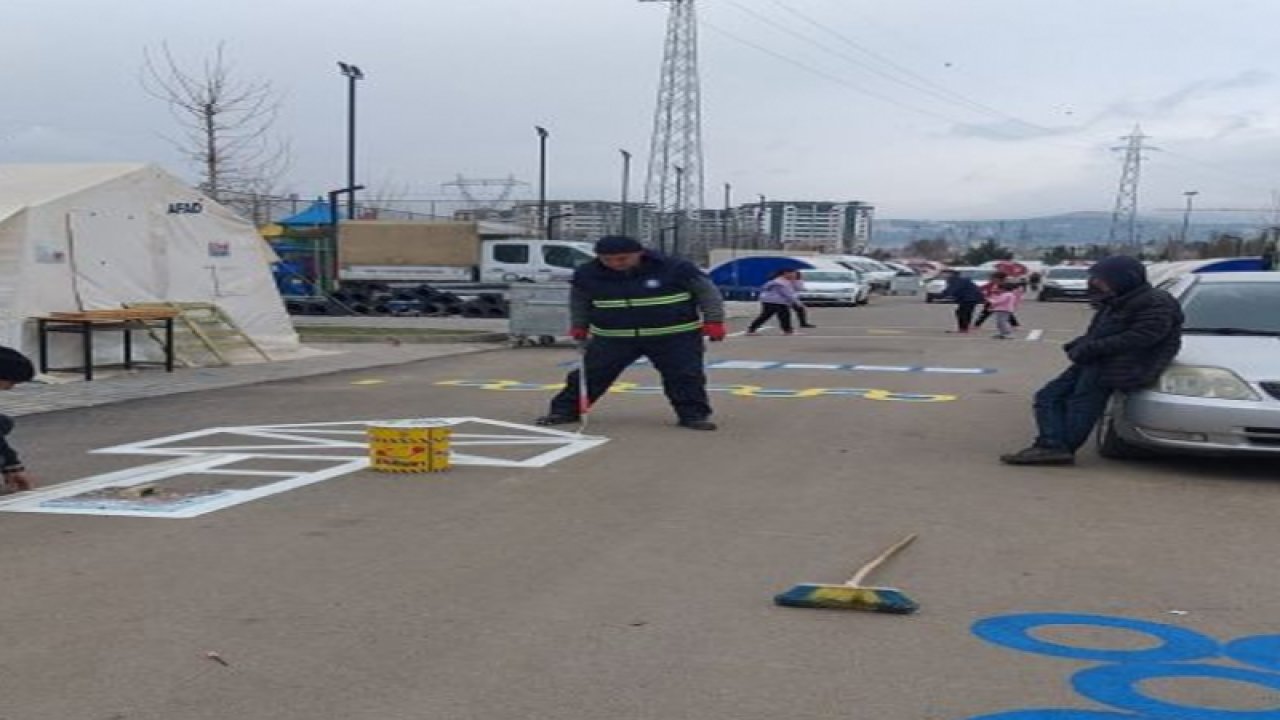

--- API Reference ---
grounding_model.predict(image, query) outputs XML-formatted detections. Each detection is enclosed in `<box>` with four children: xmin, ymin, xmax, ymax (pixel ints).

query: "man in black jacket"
<box><xmin>537</xmin><ymin>236</ymin><xmax>727</xmax><ymax>431</ymax></box>
<box><xmin>1001</xmin><ymin>256</ymin><xmax>1184</xmax><ymax>465</ymax></box>
<box><xmin>941</xmin><ymin>270</ymin><xmax>985</xmax><ymax>333</ymax></box>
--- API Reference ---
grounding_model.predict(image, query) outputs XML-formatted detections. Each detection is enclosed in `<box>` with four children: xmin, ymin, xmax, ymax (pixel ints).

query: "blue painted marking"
<box><xmin>1072</xmin><ymin>662</ymin><xmax>1280</xmax><ymax>719</ymax></box>
<box><xmin>971</xmin><ymin>613</ymin><xmax>1220</xmax><ymax>663</ymax></box>
<box><xmin>967</xmin><ymin>707</ymin><xmax>1152</xmax><ymax>712</ymax></box>
<box><xmin>1224</xmin><ymin>635</ymin><xmax>1280</xmax><ymax>672</ymax></box>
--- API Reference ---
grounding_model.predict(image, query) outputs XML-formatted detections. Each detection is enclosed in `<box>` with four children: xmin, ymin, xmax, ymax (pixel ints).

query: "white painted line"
<box><xmin>1027</xmin><ymin>329</ymin><xmax>1045</xmax><ymax>342</ymax></box>
<box><xmin>852</xmin><ymin>365</ymin><xmax>914</xmax><ymax>373</ymax></box>
<box><xmin>920</xmin><ymin>367</ymin><xmax>989</xmax><ymax>374</ymax></box>
<box><xmin>782</xmin><ymin>363</ymin><xmax>844</xmax><ymax>370</ymax></box>
<box><xmin>711</xmin><ymin>360</ymin><xmax>779</xmax><ymax>370</ymax></box>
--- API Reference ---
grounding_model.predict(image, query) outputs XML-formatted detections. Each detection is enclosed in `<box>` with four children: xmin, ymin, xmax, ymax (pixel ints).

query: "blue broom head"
<box><xmin>773</xmin><ymin>584</ymin><xmax>919</xmax><ymax>614</ymax></box>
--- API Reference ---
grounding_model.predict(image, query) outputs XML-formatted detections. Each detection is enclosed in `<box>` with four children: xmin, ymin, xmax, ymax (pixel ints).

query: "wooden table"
<box><xmin>35</xmin><ymin>311</ymin><xmax>177</xmax><ymax>381</ymax></box>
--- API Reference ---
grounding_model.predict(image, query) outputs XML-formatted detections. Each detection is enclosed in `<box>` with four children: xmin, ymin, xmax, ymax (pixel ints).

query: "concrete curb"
<box><xmin>296</xmin><ymin>332</ymin><xmax>508</xmax><ymax>345</ymax></box>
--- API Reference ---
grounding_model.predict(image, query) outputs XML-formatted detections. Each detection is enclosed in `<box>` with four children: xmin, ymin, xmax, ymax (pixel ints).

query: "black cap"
<box><xmin>594</xmin><ymin>236</ymin><xmax>645</xmax><ymax>255</ymax></box>
<box><xmin>0</xmin><ymin>347</ymin><xmax>34</xmax><ymax>383</ymax></box>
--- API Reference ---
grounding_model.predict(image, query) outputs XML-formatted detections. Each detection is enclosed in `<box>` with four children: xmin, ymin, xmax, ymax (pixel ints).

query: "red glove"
<box><xmin>703</xmin><ymin>322</ymin><xmax>727</xmax><ymax>342</ymax></box>
<box><xmin>569</xmin><ymin>326</ymin><xmax>590</xmax><ymax>342</ymax></box>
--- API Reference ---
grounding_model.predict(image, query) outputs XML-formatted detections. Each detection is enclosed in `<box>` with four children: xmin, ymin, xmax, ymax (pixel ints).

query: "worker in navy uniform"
<box><xmin>537</xmin><ymin>236</ymin><xmax>727</xmax><ymax>430</ymax></box>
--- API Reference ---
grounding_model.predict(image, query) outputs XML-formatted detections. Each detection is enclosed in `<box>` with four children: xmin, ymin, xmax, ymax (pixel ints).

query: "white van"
<box><xmin>480</xmin><ymin>240</ymin><xmax>596</xmax><ymax>283</ymax></box>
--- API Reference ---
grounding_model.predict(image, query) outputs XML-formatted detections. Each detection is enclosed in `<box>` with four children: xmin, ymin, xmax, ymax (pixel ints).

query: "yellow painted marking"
<box><xmin>436</xmin><ymin>380</ymin><xmax>956</xmax><ymax>403</ymax></box>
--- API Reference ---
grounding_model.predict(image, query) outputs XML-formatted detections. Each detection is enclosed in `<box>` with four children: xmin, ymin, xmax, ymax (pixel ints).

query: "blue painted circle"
<box><xmin>971</xmin><ymin>613</ymin><xmax>1220</xmax><ymax>662</ymax></box>
<box><xmin>969</xmin><ymin>711</ymin><xmax>1151</xmax><ymax>719</ymax></box>
<box><xmin>1073</xmin><ymin>662</ymin><xmax>1280</xmax><ymax>719</ymax></box>
<box><xmin>1226</xmin><ymin>635</ymin><xmax>1280</xmax><ymax>672</ymax></box>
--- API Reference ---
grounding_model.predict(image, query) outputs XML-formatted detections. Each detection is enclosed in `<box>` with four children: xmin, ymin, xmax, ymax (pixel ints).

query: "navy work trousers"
<box><xmin>1033</xmin><ymin>364</ymin><xmax>1113</xmax><ymax>452</ymax></box>
<box><xmin>550</xmin><ymin>332</ymin><xmax>711</xmax><ymax>421</ymax></box>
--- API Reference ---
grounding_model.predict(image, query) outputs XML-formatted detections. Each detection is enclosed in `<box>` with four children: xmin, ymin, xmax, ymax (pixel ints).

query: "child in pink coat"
<box><xmin>988</xmin><ymin>283</ymin><xmax>1024</xmax><ymax>339</ymax></box>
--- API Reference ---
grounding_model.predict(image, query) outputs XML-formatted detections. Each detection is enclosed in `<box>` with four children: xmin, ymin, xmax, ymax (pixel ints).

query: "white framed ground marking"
<box><xmin>0</xmin><ymin>418</ymin><xmax>608</xmax><ymax>519</ymax></box>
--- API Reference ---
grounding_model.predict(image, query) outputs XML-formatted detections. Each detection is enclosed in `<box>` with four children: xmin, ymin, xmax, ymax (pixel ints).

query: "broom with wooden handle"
<box><xmin>774</xmin><ymin>534</ymin><xmax>920</xmax><ymax>614</ymax></box>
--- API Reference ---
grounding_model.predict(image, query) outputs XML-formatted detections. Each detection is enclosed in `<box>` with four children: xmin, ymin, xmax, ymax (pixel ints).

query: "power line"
<box><xmin>747</xmin><ymin>0</ymin><xmax>1050</xmax><ymax>132</ymax></box>
<box><xmin>701</xmin><ymin>19</ymin><xmax>960</xmax><ymax>126</ymax></box>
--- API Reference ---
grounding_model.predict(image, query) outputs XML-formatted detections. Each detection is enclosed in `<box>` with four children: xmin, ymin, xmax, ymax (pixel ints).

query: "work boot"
<box><xmin>1000</xmin><ymin>446</ymin><xmax>1075</xmax><ymax>466</ymax></box>
<box><xmin>536</xmin><ymin>413</ymin><xmax>580</xmax><ymax>426</ymax></box>
<box><xmin>678</xmin><ymin>418</ymin><xmax>718</xmax><ymax>431</ymax></box>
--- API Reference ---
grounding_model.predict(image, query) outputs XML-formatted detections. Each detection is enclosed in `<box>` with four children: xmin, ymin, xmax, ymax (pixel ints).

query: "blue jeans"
<box><xmin>1033</xmin><ymin>365</ymin><xmax>1113</xmax><ymax>452</ymax></box>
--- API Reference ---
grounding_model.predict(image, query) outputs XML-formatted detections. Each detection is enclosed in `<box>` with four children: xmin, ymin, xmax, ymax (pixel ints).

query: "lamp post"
<box><xmin>1176</xmin><ymin>190</ymin><xmax>1199</xmax><ymax>260</ymax></box>
<box><xmin>758</xmin><ymin>194</ymin><xmax>768</xmax><ymax>249</ymax></box>
<box><xmin>620</xmin><ymin>149</ymin><xmax>632</xmax><ymax>236</ymax></box>
<box><xmin>548</xmin><ymin>212</ymin><xmax>574</xmax><ymax>240</ymax></box>
<box><xmin>723</xmin><ymin>182</ymin><xmax>732</xmax><ymax>252</ymax></box>
<box><xmin>535</xmin><ymin>126</ymin><xmax>549</xmax><ymax>238</ymax></box>
<box><xmin>337</xmin><ymin>62</ymin><xmax>364</xmax><ymax>220</ymax></box>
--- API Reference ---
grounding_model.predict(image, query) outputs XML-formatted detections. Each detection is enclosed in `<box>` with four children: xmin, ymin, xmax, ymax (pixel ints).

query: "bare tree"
<box><xmin>142</xmin><ymin>42</ymin><xmax>289</xmax><ymax>203</ymax></box>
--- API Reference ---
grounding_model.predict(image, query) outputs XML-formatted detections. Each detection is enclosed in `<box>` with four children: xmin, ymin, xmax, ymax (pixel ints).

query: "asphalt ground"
<box><xmin>2</xmin><ymin>295</ymin><xmax>1278</xmax><ymax>719</ymax></box>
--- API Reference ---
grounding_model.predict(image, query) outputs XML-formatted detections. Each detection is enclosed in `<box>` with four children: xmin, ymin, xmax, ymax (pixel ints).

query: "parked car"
<box><xmin>1038</xmin><ymin>266</ymin><xmax>1092</xmax><ymax>301</ymax></box>
<box><xmin>829</xmin><ymin>256</ymin><xmax>897</xmax><ymax>292</ymax></box>
<box><xmin>797</xmin><ymin>267</ymin><xmax>872</xmax><ymax>306</ymax></box>
<box><xmin>924</xmin><ymin>267</ymin><xmax>995</xmax><ymax>303</ymax></box>
<box><xmin>1098</xmin><ymin>272</ymin><xmax>1280</xmax><ymax>459</ymax></box>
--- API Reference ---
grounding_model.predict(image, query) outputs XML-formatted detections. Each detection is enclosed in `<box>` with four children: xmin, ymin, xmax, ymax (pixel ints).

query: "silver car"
<box><xmin>1099</xmin><ymin>272</ymin><xmax>1280</xmax><ymax>458</ymax></box>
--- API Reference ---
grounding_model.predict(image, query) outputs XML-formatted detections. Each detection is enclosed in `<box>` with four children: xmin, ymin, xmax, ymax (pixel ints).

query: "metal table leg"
<box><xmin>83</xmin><ymin>321</ymin><xmax>93</xmax><ymax>381</ymax></box>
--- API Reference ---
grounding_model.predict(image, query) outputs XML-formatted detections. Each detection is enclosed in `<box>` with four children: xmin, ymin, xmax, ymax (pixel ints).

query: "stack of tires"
<box><xmin>283</xmin><ymin>284</ymin><xmax>510</xmax><ymax>318</ymax></box>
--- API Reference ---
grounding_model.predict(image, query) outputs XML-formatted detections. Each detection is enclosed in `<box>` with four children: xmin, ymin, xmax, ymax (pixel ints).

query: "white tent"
<box><xmin>0</xmin><ymin>163</ymin><xmax>298</xmax><ymax>364</ymax></box>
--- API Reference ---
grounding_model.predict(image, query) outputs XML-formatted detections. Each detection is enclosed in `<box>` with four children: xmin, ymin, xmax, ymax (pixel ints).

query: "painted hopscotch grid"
<box><xmin>0</xmin><ymin>418</ymin><xmax>608</xmax><ymax>519</ymax></box>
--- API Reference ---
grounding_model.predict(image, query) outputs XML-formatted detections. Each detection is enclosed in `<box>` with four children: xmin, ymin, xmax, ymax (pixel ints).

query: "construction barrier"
<box><xmin>367</xmin><ymin>420</ymin><xmax>452</xmax><ymax>473</ymax></box>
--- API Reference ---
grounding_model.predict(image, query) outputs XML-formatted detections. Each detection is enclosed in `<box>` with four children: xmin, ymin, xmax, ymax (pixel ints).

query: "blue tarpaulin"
<box><xmin>278</xmin><ymin>199</ymin><xmax>335</xmax><ymax>227</ymax></box>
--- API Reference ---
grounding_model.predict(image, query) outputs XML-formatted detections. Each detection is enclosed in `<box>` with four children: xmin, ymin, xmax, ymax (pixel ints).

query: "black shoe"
<box><xmin>801</xmin><ymin>323</ymin><xmax>817</xmax><ymax>328</ymax></box>
<box><xmin>536</xmin><ymin>414</ymin><xmax>580</xmax><ymax>426</ymax></box>
<box><xmin>1000</xmin><ymin>446</ymin><xmax>1075</xmax><ymax>465</ymax></box>
<box><xmin>678</xmin><ymin>418</ymin><xmax>718</xmax><ymax>431</ymax></box>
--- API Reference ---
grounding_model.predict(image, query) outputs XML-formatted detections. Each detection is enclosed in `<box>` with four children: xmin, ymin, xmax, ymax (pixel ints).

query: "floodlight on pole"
<box><xmin>337</xmin><ymin>62</ymin><xmax>365</xmax><ymax>220</ymax></box>
<box><xmin>536</xmin><ymin>126</ymin><xmax>549</xmax><ymax>238</ymax></box>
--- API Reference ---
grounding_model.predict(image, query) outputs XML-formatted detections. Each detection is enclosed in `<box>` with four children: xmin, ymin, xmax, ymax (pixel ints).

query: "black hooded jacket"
<box><xmin>1066</xmin><ymin>256</ymin><xmax>1184</xmax><ymax>390</ymax></box>
<box><xmin>943</xmin><ymin>275</ymin><xmax>984</xmax><ymax>304</ymax></box>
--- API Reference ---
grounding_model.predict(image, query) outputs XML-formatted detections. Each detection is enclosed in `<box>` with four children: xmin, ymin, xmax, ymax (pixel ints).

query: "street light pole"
<box><xmin>1176</xmin><ymin>190</ymin><xmax>1199</xmax><ymax>260</ymax></box>
<box><xmin>337</xmin><ymin>62</ymin><xmax>364</xmax><ymax>220</ymax></box>
<box><xmin>620</xmin><ymin>149</ymin><xmax>632</xmax><ymax>236</ymax></box>
<box><xmin>535</xmin><ymin>126</ymin><xmax>549</xmax><ymax>238</ymax></box>
<box><xmin>758</xmin><ymin>194</ymin><xmax>768</xmax><ymax>249</ymax></box>
<box><xmin>723</xmin><ymin>182</ymin><xmax>732</xmax><ymax>252</ymax></box>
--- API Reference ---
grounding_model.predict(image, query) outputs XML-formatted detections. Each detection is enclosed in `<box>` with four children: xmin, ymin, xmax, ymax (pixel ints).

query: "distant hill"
<box><xmin>874</xmin><ymin>212</ymin><xmax>1269</xmax><ymax>251</ymax></box>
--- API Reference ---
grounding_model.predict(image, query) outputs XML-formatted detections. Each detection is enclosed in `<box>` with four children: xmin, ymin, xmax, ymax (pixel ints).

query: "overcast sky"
<box><xmin>6</xmin><ymin>0</ymin><xmax>1280</xmax><ymax>220</ymax></box>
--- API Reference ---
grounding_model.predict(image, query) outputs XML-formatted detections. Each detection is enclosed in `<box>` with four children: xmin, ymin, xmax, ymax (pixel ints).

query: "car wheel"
<box><xmin>926</xmin><ymin>296</ymin><xmax>935</xmax><ymax>304</ymax></box>
<box><xmin>1097</xmin><ymin>414</ymin><xmax>1154</xmax><ymax>460</ymax></box>
<box><xmin>1038</xmin><ymin>293</ymin><xmax>1051</xmax><ymax>302</ymax></box>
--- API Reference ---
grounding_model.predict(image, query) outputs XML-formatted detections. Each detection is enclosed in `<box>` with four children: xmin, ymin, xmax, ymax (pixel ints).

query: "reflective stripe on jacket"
<box><xmin>573</xmin><ymin>251</ymin><xmax>703</xmax><ymax>338</ymax></box>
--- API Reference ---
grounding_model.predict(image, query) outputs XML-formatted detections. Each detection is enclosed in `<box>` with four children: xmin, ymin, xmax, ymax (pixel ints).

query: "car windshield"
<box><xmin>801</xmin><ymin>271</ymin><xmax>856</xmax><ymax>283</ymax></box>
<box><xmin>1181</xmin><ymin>282</ymin><xmax>1280</xmax><ymax>335</ymax></box>
<box><xmin>1047</xmin><ymin>268</ymin><xmax>1090</xmax><ymax>279</ymax></box>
